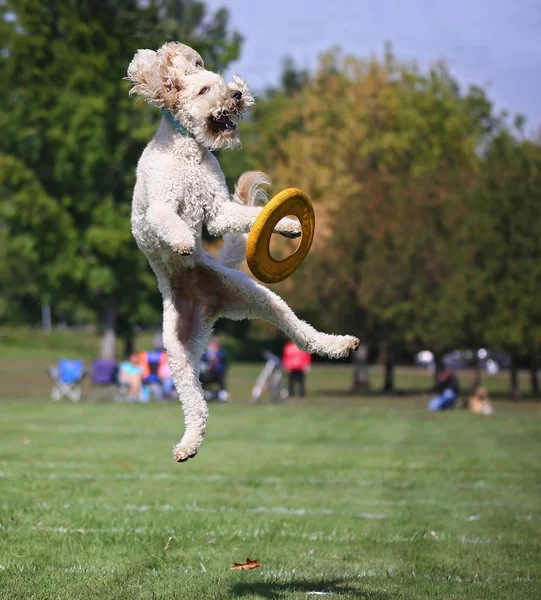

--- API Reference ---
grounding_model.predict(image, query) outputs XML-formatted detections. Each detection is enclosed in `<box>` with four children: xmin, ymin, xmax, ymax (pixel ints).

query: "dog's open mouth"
<box><xmin>209</xmin><ymin>113</ymin><xmax>237</xmax><ymax>134</ymax></box>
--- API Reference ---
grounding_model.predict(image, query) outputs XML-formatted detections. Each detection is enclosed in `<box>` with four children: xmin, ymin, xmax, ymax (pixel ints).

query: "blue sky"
<box><xmin>205</xmin><ymin>0</ymin><xmax>541</xmax><ymax>130</ymax></box>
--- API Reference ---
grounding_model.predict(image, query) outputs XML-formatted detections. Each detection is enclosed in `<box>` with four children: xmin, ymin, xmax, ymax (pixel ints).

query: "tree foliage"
<box><xmin>460</xmin><ymin>130</ymin><xmax>541</xmax><ymax>356</ymax></box>
<box><xmin>0</xmin><ymin>0</ymin><xmax>242</xmax><ymax>355</ymax></box>
<box><xmin>1</xmin><ymin>4</ymin><xmax>540</xmax><ymax>395</ymax></box>
<box><xmin>243</xmin><ymin>48</ymin><xmax>540</xmax><ymax>393</ymax></box>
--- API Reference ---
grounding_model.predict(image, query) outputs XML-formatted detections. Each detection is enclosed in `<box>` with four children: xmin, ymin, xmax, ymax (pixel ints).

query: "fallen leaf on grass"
<box><xmin>230</xmin><ymin>558</ymin><xmax>261</xmax><ymax>571</ymax></box>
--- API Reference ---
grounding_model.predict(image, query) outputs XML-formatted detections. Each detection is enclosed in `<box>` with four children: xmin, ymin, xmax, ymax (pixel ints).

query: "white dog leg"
<box><xmin>219</xmin><ymin>269</ymin><xmax>359</xmax><ymax>358</ymax></box>
<box><xmin>161</xmin><ymin>296</ymin><xmax>211</xmax><ymax>462</ymax></box>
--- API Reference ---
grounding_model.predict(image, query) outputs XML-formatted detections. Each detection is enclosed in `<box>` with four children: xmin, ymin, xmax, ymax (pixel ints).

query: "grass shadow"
<box><xmin>229</xmin><ymin>578</ymin><xmax>392</xmax><ymax>599</ymax></box>
<box><xmin>316</xmin><ymin>388</ymin><xmax>541</xmax><ymax>402</ymax></box>
<box><xmin>315</xmin><ymin>388</ymin><xmax>432</xmax><ymax>398</ymax></box>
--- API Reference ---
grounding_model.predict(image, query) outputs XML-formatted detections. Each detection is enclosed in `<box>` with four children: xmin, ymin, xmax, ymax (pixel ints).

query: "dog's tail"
<box><xmin>219</xmin><ymin>171</ymin><xmax>270</xmax><ymax>269</ymax></box>
<box><xmin>233</xmin><ymin>170</ymin><xmax>271</xmax><ymax>207</ymax></box>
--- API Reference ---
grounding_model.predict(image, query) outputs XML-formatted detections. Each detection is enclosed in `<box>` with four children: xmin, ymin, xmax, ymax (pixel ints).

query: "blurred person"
<box><xmin>428</xmin><ymin>368</ymin><xmax>460</xmax><ymax>411</ymax></box>
<box><xmin>200</xmin><ymin>337</ymin><xmax>228</xmax><ymax>402</ymax></box>
<box><xmin>468</xmin><ymin>386</ymin><xmax>494</xmax><ymax>415</ymax></box>
<box><xmin>118</xmin><ymin>353</ymin><xmax>143</xmax><ymax>401</ymax></box>
<box><xmin>158</xmin><ymin>356</ymin><xmax>176</xmax><ymax>399</ymax></box>
<box><xmin>282</xmin><ymin>340</ymin><xmax>312</xmax><ymax>398</ymax></box>
<box><xmin>139</xmin><ymin>347</ymin><xmax>168</xmax><ymax>401</ymax></box>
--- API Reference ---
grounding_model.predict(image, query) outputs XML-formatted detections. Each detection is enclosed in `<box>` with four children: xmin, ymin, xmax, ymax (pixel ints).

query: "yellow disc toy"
<box><xmin>246</xmin><ymin>188</ymin><xmax>315</xmax><ymax>284</ymax></box>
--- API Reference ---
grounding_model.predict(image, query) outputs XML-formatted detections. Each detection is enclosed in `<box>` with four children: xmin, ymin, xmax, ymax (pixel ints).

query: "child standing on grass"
<box><xmin>282</xmin><ymin>340</ymin><xmax>312</xmax><ymax>398</ymax></box>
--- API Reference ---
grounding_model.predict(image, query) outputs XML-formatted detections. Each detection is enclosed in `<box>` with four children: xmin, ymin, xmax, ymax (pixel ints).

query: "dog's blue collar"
<box><xmin>161</xmin><ymin>108</ymin><xmax>194</xmax><ymax>138</ymax></box>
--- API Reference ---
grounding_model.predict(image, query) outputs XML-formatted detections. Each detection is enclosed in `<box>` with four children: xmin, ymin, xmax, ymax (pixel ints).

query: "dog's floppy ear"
<box><xmin>127</xmin><ymin>49</ymin><xmax>161</xmax><ymax>103</ymax></box>
<box><xmin>127</xmin><ymin>48</ymin><xmax>186</xmax><ymax>109</ymax></box>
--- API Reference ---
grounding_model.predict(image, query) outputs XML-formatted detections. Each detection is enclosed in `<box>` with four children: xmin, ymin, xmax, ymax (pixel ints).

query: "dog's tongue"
<box><xmin>217</xmin><ymin>115</ymin><xmax>232</xmax><ymax>124</ymax></box>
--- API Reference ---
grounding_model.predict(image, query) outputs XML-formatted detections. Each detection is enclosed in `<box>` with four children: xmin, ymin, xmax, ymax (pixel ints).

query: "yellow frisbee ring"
<box><xmin>246</xmin><ymin>188</ymin><xmax>315</xmax><ymax>284</ymax></box>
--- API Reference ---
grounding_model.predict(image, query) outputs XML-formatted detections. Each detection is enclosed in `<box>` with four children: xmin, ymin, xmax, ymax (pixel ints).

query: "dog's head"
<box><xmin>127</xmin><ymin>42</ymin><xmax>253</xmax><ymax>149</ymax></box>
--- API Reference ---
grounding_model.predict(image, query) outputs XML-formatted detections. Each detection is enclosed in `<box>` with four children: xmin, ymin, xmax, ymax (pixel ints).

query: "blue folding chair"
<box><xmin>48</xmin><ymin>359</ymin><xmax>86</xmax><ymax>402</ymax></box>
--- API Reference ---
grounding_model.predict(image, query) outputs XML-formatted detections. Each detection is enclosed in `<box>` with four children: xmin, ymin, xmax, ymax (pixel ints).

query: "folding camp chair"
<box><xmin>251</xmin><ymin>351</ymin><xmax>288</xmax><ymax>403</ymax></box>
<box><xmin>48</xmin><ymin>359</ymin><xmax>86</xmax><ymax>402</ymax></box>
<box><xmin>91</xmin><ymin>359</ymin><xmax>117</xmax><ymax>386</ymax></box>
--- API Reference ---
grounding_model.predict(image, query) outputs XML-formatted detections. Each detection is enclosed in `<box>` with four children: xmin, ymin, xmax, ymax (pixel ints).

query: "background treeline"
<box><xmin>1</xmin><ymin>1</ymin><xmax>540</xmax><ymax>395</ymax></box>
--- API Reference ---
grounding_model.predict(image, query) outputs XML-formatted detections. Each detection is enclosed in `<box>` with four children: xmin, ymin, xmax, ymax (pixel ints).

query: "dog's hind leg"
<box><xmin>219</xmin><ymin>269</ymin><xmax>359</xmax><ymax>358</ymax></box>
<box><xmin>161</xmin><ymin>279</ymin><xmax>213</xmax><ymax>463</ymax></box>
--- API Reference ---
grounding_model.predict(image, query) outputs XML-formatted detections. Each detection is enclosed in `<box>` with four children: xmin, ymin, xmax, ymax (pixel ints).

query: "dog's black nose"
<box><xmin>231</xmin><ymin>90</ymin><xmax>242</xmax><ymax>101</ymax></box>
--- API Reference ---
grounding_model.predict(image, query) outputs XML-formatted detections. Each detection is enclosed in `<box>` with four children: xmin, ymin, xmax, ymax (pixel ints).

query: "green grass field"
<box><xmin>1</xmin><ymin>363</ymin><xmax>540</xmax><ymax>599</ymax></box>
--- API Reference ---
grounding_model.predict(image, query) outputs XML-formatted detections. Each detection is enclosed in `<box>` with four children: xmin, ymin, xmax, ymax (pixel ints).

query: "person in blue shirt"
<box><xmin>428</xmin><ymin>369</ymin><xmax>460</xmax><ymax>411</ymax></box>
<box><xmin>118</xmin><ymin>353</ymin><xmax>143</xmax><ymax>401</ymax></box>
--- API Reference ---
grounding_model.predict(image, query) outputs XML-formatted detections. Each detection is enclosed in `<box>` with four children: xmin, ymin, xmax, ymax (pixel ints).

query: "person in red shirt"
<box><xmin>282</xmin><ymin>340</ymin><xmax>312</xmax><ymax>398</ymax></box>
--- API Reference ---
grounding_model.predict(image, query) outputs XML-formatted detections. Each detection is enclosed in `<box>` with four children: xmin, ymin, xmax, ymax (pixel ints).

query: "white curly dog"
<box><xmin>127</xmin><ymin>42</ymin><xmax>359</xmax><ymax>462</ymax></box>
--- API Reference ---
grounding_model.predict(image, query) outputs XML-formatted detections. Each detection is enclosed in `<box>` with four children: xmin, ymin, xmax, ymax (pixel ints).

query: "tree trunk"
<box><xmin>471</xmin><ymin>359</ymin><xmax>482</xmax><ymax>392</ymax></box>
<box><xmin>100</xmin><ymin>297</ymin><xmax>117</xmax><ymax>360</ymax></box>
<box><xmin>351</xmin><ymin>344</ymin><xmax>371</xmax><ymax>393</ymax></box>
<box><xmin>41</xmin><ymin>301</ymin><xmax>52</xmax><ymax>333</ymax></box>
<box><xmin>509</xmin><ymin>360</ymin><xmax>520</xmax><ymax>401</ymax></box>
<box><xmin>381</xmin><ymin>344</ymin><xmax>394</xmax><ymax>393</ymax></box>
<box><xmin>433</xmin><ymin>352</ymin><xmax>444</xmax><ymax>391</ymax></box>
<box><xmin>123</xmin><ymin>333</ymin><xmax>135</xmax><ymax>358</ymax></box>
<box><xmin>530</xmin><ymin>352</ymin><xmax>540</xmax><ymax>399</ymax></box>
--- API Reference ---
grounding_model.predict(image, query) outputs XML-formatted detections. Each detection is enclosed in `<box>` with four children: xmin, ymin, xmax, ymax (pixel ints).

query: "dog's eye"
<box><xmin>199</xmin><ymin>86</ymin><xmax>210</xmax><ymax>95</ymax></box>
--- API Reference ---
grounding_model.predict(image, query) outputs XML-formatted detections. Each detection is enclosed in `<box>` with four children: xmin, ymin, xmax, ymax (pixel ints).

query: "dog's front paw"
<box><xmin>175</xmin><ymin>243</ymin><xmax>194</xmax><ymax>256</ymax></box>
<box><xmin>280</xmin><ymin>230</ymin><xmax>302</xmax><ymax>239</ymax></box>
<box><xmin>276</xmin><ymin>217</ymin><xmax>302</xmax><ymax>238</ymax></box>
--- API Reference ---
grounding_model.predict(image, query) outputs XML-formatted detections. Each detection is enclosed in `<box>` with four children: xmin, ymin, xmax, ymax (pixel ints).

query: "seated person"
<box><xmin>200</xmin><ymin>337</ymin><xmax>228</xmax><ymax>402</ymax></box>
<box><xmin>468</xmin><ymin>386</ymin><xmax>494</xmax><ymax>415</ymax></box>
<box><xmin>118</xmin><ymin>353</ymin><xmax>143</xmax><ymax>401</ymax></box>
<box><xmin>428</xmin><ymin>368</ymin><xmax>460</xmax><ymax>411</ymax></box>
<box><xmin>139</xmin><ymin>348</ymin><xmax>169</xmax><ymax>401</ymax></box>
<box><xmin>158</xmin><ymin>357</ymin><xmax>176</xmax><ymax>398</ymax></box>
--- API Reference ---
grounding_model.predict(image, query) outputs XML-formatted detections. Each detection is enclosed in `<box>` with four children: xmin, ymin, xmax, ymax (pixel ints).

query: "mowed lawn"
<box><xmin>0</xmin><ymin>365</ymin><xmax>540</xmax><ymax>599</ymax></box>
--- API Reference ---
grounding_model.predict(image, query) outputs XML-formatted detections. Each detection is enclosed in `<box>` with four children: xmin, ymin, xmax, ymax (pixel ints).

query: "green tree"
<box><xmin>245</xmin><ymin>47</ymin><xmax>496</xmax><ymax>391</ymax></box>
<box><xmin>0</xmin><ymin>155</ymin><xmax>83</xmax><ymax>324</ymax></box>
<box><xmin>0</xmin><ymin>0</ymin><xmax>242</xmax><ymax>357</ymax></box>
<box><xmin>459</xmin><ymin>128</ymin><xmax>541</xmax><ymax>398</ymax></box>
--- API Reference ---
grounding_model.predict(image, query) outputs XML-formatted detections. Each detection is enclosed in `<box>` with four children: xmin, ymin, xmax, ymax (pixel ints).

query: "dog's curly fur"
<box><xmin>127</xmin><ymin>42</ymin><xmax>359</xmax><ymax>462</ymax></box>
